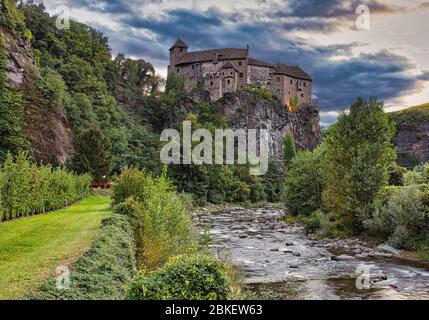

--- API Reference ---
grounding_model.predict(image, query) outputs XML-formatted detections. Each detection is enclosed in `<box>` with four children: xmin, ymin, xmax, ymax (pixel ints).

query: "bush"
<box><xmin>113</xmin><ymin>168</ymin><xmax>195</xmax><ymax>270</ymax></box>
<box><xmin>128</xmin><ymin>254</ymin><xmax>231</xmax><ymax>300</ymax></box>
<box><xmin>27</xmin><ymin>214</ymin><xmax>137</xmax><ymax>300</ymax></box>
<box><xmin>301</xmin><ymin>211</ymin><xmax>322</xmax><ymax>234</ymax></box>
<box><xmin>284</xmin><ymin>149</ymin><xmax>323</xmax><ymax>216</ymax></box>
<box><xmin>364</xmin><ymin>186</ymin><xmax>428</xmax><ymax>249</ymax></box>
<box><xmin>0</xmin><ymin>152</ymin><xmax>92</xmax><ymax>221</ymax></box>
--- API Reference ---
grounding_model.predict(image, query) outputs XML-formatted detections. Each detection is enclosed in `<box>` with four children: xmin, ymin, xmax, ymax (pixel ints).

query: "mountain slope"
<box><xmin>390</xmin><ymin>103</ymin><xmax>429</xmax><ymax>168</ymax></box>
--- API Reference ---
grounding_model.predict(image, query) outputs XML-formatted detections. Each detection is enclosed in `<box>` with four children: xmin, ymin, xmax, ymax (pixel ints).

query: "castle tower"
<box><xmin>169</xmin><ymin>39</ymin><xmax>188</xmax><ymax>73</ymax></box>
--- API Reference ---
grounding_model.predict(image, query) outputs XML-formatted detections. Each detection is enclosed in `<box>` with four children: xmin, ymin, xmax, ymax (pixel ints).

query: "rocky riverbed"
<box><xmin>194</xmin><ymin>205</ymin><xmax>429</xmax><ymax>300</ymax></box>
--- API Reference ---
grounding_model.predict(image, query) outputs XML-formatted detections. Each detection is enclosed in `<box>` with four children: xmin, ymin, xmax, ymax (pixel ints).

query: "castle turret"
<box><xmin>169</xmin><ymin>39</ymin><xmax>188</xmax><ymax>73</ymax></box>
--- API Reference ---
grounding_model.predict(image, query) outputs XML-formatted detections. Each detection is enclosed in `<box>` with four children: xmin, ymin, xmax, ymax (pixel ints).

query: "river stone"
<box><xmin>376</xmin><ymin>244</ymin><xmax>401</xmax><ymax>255</ymax></box>
<box><xmin>239</xmin><ymin>233</ymin><xmax>248</xmax><ymax>239</ymax></box>
<box><xmin>331</xmin><ymin>255</ymin><xmax>354</xmax><ymax>261</ymax></box>
<box><xmin>285</xmin><ymin>241</ymin><xmax>294</xmax><ymax>246</ymax></box>
<box><xmin>280</xmin><ymin>249</ymin><xmax>294</xmax><ymax>254</ymax></box>
<box><xmin>289</xmin><ymin>265</ymin><xmax>299</xmax><ymax>269</ymax></box>
<box><xmin>270</xmin><ymin>248</ymin><xmax>280</xmax><ymax>252</ymax></box>
<box><xmin>292</xmin><ymin>251</ymin><xmax>301</xmax><ymax>257</ymax></box>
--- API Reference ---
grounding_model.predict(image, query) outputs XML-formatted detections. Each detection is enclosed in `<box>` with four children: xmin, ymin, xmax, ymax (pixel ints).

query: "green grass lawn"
<box><xmin>0</xmin><ymin>195</ymin><xmax>112</xmax><ymax>300</ymax></box>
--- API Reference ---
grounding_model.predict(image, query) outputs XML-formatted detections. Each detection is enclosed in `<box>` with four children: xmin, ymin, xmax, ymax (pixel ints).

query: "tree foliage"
<box><xmin>322</xmin><ymin>98</ymin><xmax>396</xmax><ymax>233</ymax></box>
<box><xmin>283</xmin><ymin>133</ymin><xmax>297</xmax><ymax>168</ymax></box>
<box><xmin>69</xmin><ymin>125</ymin><xmax>113</xmax><ymax>181</ymax></box>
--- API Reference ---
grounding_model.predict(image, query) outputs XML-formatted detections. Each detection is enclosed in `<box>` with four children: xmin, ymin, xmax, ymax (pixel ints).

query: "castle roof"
<box><xmin>175</xmin><ymin>48</ymin><xmax>248</xmax><ymax>65</ymax></box>
<box><xmin>274</xmin><ymin>64</ymin><xmax>312</xmax><ymax>81</ymax></box>
<box><xmin>170</xmin><ymin>39</ymin><xmax>189</xmax><ymax>50</ymax></box>
<box><xmin>248</xmin><ymin>58</ymin><xmax>274</xmax><ymax>68</ymax></box>
<box><xmin>220</xmin><ymin>61</ymin><xmax>238</xmax><ymax>71</ymax></box>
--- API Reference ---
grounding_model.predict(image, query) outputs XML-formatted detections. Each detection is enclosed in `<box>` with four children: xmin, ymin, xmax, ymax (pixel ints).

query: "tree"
<box><xmin>283</xmin><ymin>133</ymin><xmax>297</xmax><ymax>168</ymax></box>
<box><xmin>69</xmin><ymin>125</ymin><xmax>113</xmax><ymax>181</ymax></box>
<box><xmin>262</xmin><ymin>161</ymin><xmax>285</xmax><ymax>203</ymax></box>
<box><xmin>284</xmin><ymin>148</ymin><xmax>323</xmax><ymax>216</ymax></box>
<box><xmin>322</xmin><ymin>98</ymin><xmax>396</xmax><ymax>233</ymax></box>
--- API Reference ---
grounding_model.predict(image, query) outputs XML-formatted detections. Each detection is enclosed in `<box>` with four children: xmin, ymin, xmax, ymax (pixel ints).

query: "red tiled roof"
<box><xmin>175</xmin><ymin>48</ymin><xmax>248</xmax><ymax>65</ymax></box>
<box><xmin>274</xmin><ymin>64</ymin><xmax>312</xmax><ymax>80</ymax></box>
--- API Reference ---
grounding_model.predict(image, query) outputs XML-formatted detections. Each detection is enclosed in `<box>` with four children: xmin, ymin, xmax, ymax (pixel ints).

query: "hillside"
<box><xmin>390</xmin><ymin>103</ymin><xmax>429</xmax><ymax>168</ymax></box>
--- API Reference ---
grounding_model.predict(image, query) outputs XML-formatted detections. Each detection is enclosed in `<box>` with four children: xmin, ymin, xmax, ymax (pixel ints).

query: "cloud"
<box><xmin>41</xmin><ymin>0</ymin><xmax>429</xmax><ymax>116</ymax></box>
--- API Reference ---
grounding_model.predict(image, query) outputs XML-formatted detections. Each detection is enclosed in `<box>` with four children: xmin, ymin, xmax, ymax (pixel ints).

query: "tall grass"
<box><xmin>0</xmin><ymin>152</ymin><xmax>92</xmax><ymax>221</ymax></box>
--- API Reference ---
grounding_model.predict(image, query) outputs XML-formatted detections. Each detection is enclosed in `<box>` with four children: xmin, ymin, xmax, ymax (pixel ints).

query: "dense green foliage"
<box><xmin>284</xmin><ymin>148</ymin><xmax>323</xmax><ymax>216</ymax></box>
<box><xmin>283</xmin><ymin>133</ymin><xmax>297</xmax><ymax>168</ymax></box>
<box><xmin>322</xmin><ymin>98</ymin><xmax>396</xmax><ymax>233</ymax></box>
<box><xmin>17</xmin><ymin>2</ymin><xmax>161</xmax><ymax>173</ymax></box>
<box><xmin>27</xmin><ymin>214</ymin><xmax>137</xmax><ymax>300</ymax></box>
<box><xmin>128</xmin><ymin>254</ymin><xmax>231</xmax><ymax>300</ymax></box>
<box><xmin>113</xmin><ymin>168</ymin><xmax>194</xmax><ymax>270</ymax></box>
<box><xmin>364</xmin><ymin>186</ymin><xmax>428</xmax><ymax>249</ymax></box>
<box><xmin>0</xmin><ymin>152</ymin><xmax>91</xmax><ymax>221</ymax></box>
<box><xmin>69</xmin><ymin>125</ymin><xmax>113</xmax><ymax>181</ymax></box>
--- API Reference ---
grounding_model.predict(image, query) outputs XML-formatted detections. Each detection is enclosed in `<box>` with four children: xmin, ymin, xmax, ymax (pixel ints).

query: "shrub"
<box><xmin>27</xmin><ymin>214</ymin><xmax>137</xmax><ymax>300</ymax></box>
<box><xmin>301</xmin><ymin>210</ymin><xmax>322</xmax><ymax>234</ymax></box>
<box><xmin>128</xmin><ymin>254</ymin><xmax>231</xmax><ymax>300</ymax></box>
<box><xmin>0</xmin><ymin>152</ymin><xmax>92</xmax><ymax>221</ymax></box>
<box><xmin>284</xmin><ymin>148</ymin><xmax>323</xmax><ymax>216</ymax></box>
<box><xmin>113</xmin><ymin>168</ymin><xmax>195</xmax><ymax>270</ymax></box>
<box><xmin>364</xmin><ymin>186</ymin><xmax>428</xmax><ymax>249</ymax></box>
<box><xmin>112</xmin><ymin>167</ymin><xmax>148</xmax><ymax>205</ymax></box>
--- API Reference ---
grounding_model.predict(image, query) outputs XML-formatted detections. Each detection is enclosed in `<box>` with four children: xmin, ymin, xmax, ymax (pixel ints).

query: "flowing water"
<box><xmin>195</xmin><ymin>207</ymin><xmax>429</xmax><ymax>300</ymax></box>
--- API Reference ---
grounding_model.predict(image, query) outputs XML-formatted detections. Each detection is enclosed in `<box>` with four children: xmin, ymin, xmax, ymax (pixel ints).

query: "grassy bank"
<box><xmin>0</xmin><ymin>195</ymin><xmax>111</xmax><ymax>300</ymax></box>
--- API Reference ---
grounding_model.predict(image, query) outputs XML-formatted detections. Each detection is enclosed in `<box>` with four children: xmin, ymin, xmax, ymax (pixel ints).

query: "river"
<box><xmin>195</xmin><ymin>206</ymin><xmax>429</xmax><ymax>300</ymax></box>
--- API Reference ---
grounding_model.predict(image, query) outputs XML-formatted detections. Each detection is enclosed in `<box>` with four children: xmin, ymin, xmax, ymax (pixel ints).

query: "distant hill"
<box><xmin>389</xmin><ymin>103</ymin><xmax>429</xmax><ymax>168</ymax></box>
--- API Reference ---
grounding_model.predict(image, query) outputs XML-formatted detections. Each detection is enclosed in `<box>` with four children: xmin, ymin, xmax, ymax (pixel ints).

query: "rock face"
<box><xmin>3</xmin><ymin>30</ymin><xmax>74</xmax><ymax>165</ymax></box>
<box><xmin>3</xmin><ymin>31</ymin><xmax>32</xmax><ymax>89</ymax></box>
<box><xmin>174</xmin><ymin>89</ymin><xmax>322</xmax><ymax>158</ymax></box>
<box><xmin>390</xmin><ymin>106</ymin><xmax>429</xmax><ymax>168</ymax></box>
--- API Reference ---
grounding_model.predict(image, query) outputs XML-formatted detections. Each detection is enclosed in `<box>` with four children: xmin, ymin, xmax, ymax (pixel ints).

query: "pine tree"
<box><xmin>69</xmin><ymin>125</ymin><xmax>113</xmax><ymax>181</ymax></box>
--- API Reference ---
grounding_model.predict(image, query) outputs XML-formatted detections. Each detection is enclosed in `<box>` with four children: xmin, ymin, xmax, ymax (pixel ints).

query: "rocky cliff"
<box><xmin>3</xmin><ymin>30</ymin><xmax>73</xmax><ymax>164</ymax></box>
<box><xmin>390</xmin><ymin>104</ymin><xmax>429</xmax><ymax>168</ymax></box>
<box><xmin>170</xmin><ymin>89</ymin><xmax>322</xmax><ymax>159</ymax></box>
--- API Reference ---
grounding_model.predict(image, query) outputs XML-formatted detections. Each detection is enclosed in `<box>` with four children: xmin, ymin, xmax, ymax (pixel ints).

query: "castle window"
<box><xmin>231</xmin><ymin>72</ymin><xmax>233</xmax><ymax>75</ymax></box>
<box><xmin>301</xmin><ymin>94</ymin><xmax>304</xmax><ymax>98</ymax></box>
<box><xmin>210</xmin><ymin>81</ymin><xmax>214</xmax><ymax>86</ymax></box>
<box><xmin>238</xmin><ymin>61</ymin><xmax>243</xmax><ymax>66</ymax></box>
<box><xmin>192</xmin><ymin>65</ymin><xmax>194</xmax><ymax>69</ymax></box>
<box><xmin>276</xmin><ymin>77</ymin><xmax>281</xmax><ymax>82</ymax></box>
<box><xmin>239</xmin><ymin>73</ymin><xmax>244</xmax><ymax>78</ymax></box>
<box><xmin>177</xmin><ymin>68</ymin><xmax>180</xmax><ymax>73</ymax></box>
<box><xmin>180</xmin><ymin>48</ymin><xmax>183</xmax><ymax>52</ymax></box>
<box><xmin>288</xmin><ymin>91</ymin><xmax>291</xmax><ymax>95</ymax></box>
<box><xmin>304</xmin><ymin>82</ymin><xmax>306</xmax><ymax>87</ymax></box>
<box><xmin>290</xmin><ymin>79</ymin><xmax>293</xmax><ymax>85</ymax></box>
<box><xmin>227</xmin><ymin>80</ymin><xmax>231</xmax><ymax>84</ymax></box>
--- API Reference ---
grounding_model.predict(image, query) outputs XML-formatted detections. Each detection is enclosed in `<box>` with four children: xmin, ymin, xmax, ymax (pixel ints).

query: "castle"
<box><xmin>168</xmin><ymin>39</ymin><xmax>312</xmax><ymax>107</ymax></box>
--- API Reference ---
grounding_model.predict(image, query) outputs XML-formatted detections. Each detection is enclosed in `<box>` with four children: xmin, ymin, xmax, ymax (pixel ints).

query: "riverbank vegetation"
<box><xmin>284</xmin><ymin>98</ymin><xmax>429</xmax><ymax>253</ymax></box>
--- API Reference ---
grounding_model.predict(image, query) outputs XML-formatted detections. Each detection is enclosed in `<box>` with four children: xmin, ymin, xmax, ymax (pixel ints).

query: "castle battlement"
<box><xmin>168</xmin><ymin>39</ymin><xmax>312</xmax><ymax>107</ymax></box>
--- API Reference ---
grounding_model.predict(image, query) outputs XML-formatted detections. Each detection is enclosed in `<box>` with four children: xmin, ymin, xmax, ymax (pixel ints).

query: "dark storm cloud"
<box><xmin>45</xmin><ymin>0</ymin><xmax>427</xmax><ymax>113</ymax></box>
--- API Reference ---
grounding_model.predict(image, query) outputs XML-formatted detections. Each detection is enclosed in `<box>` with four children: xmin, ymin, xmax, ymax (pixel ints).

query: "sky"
<box><xmin>41</xmin><ymin>0</ymin><xmax>429</xmax><ymax>127</ymax></box>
